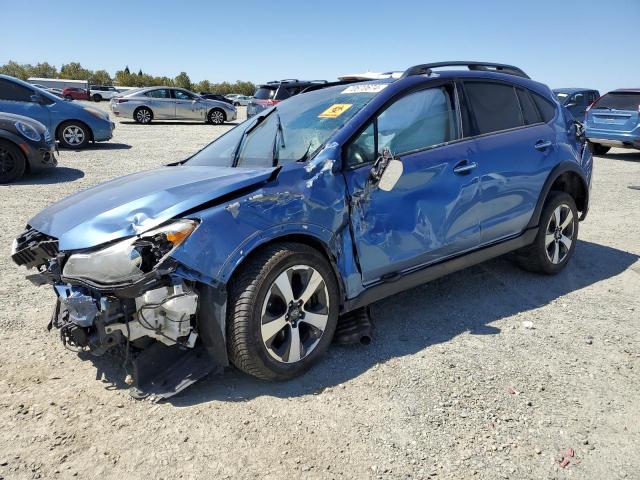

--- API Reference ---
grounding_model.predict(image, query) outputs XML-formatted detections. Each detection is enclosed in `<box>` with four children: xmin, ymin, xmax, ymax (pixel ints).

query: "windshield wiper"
<box><xmin>232</xmin><ymin>107</ymin><xmax>278</xmax><ymax>166</ymax></box>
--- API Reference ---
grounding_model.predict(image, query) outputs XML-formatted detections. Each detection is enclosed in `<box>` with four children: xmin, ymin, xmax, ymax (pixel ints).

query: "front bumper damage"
<box><xmin>12</xmin><ymin>226</ymin><xmax>227</xmax><ymax>401</ymax></box>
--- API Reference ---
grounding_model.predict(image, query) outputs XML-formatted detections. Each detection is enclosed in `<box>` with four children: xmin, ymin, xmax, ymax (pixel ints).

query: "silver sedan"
<box><xmin>110</xmin><ymin>87</ymin><xmax>237</xmax><ymax>125</ymax></box>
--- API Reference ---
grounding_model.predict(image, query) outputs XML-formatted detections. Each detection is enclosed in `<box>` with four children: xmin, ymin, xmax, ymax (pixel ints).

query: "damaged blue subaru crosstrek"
<box><xmin>11</xmin><ymin>62</ymin><xmax>592</xmax><ymax>399</ymax></box>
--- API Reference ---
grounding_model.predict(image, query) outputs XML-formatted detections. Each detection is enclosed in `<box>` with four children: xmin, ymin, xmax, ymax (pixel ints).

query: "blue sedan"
<box><xmin>0</xmin><ymin>74</ymin><xmax>114</xmax><ymax>149</ymax></box>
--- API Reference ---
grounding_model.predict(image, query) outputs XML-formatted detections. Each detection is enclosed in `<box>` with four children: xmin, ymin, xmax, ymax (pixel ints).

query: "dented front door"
<box><xmin>341</xmin><ymin>85</ymin><xmax>481</xmax><ymax>284</ymax></box>
<box><xmin>344</xmin><ymin>142</ymin><xmax>481</xmax><ymax>284</ymax></box>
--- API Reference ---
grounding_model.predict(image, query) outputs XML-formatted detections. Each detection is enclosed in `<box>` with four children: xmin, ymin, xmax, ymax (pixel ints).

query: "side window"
<box><xmin>0</xmin><ymin>78</ymin><xmax>34</xmax><ymax>102</ymax></box>
<box><xmin>587</xmin><ymin>91</ymin><xmax>598</xmax><ymax>105</ymax></box>
<box><xmin>573</xmin><ymin>93</ymin><xmax>587</xmax><ymax>106</ymax></box>
<box><xmin>145</xmin><ymin>89</ymin><xmax>170</xmax><ymax>99</ymax></box>
<box><xmin>516</xmin><ymin>88</ymin><xmax>541</xmax><ymax>125</ymax></box>
<box><xmin>173</xmin><ymin>89</ymin><xmax>194</xmax><ymax>100</ymax></box>
<box><xmin>347</xmin><ymin>123</ymin><xmax>375</xmax><ymax>167</ymax></box>
<box><xmin>377</xmin><ymin>86</ymin><xmax>459</xmax><ymax>155</ymax></box>
<box><xmin>531</xmin><ymin>92</ymin><xmax>556</xmax><ymax>123</ymax></box>
<box><xmin>464</xmin><ymin>82</ymin><xmax>523</xmax><ymax>134</ymax></box>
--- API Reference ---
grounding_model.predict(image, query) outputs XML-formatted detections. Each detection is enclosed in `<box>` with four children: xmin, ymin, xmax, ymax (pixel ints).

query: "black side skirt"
<box><xmin>345</xmin><ymin>227</ymin><xmax>538</xmax><ymax>311</ymax></box>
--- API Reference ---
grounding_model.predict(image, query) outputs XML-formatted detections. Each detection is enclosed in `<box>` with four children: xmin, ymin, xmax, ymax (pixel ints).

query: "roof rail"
<box><xmin>299</xmin><ymin>79</ymin><xmax>368</xmax><ymax>94</ymax></box>
<box><xmin>400</xmin><ymin>62</ymin><xmax>530</xmax><ymax>79</ymax></box>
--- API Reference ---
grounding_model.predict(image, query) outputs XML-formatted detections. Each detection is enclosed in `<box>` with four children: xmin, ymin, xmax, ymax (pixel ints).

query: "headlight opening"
<box><xmin>62</xmin><ymin>220</ymin><xmax>197</xmax><ymax>284</ymax></box>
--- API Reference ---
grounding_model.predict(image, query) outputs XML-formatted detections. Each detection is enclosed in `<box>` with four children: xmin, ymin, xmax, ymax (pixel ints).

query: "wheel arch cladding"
<box><xmin>225</xmin><ymin>233</ymin><xmax>347</xmax><ymax>309</ymax></box>
<box><xmin>526</xmin><ymin>161</ymin><xmax>590</xmax><ymax>228</ymax></box>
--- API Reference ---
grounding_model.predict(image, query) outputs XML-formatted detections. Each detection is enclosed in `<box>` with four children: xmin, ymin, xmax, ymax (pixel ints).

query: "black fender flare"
<box><xmin>526</xmin><ymin>161</ymin><xmax>590</xmax><ymax>229</ymax></box>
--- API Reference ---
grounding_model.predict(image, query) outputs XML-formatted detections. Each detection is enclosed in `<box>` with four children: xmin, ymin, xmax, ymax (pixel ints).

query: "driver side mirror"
<box><xmin>369</xmin><ymin>148</ymin><xmax>403</xmax><ymax>192</ymax></box>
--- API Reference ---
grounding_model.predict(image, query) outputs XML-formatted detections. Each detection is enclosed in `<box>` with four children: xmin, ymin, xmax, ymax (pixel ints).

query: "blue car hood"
<box><xmin>29</xmin><ymin>165</ymin><xmax>276</xmax><ymax>250</ymax></box>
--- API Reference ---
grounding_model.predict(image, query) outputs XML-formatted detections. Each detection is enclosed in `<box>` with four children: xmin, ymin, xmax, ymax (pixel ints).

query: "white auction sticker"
<box><xmin>341</xmin><ymin>84</ymin><xmax>388</xmax><ymax>94</ymax></box>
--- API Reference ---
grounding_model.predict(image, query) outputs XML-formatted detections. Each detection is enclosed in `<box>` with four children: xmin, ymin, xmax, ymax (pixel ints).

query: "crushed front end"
<box><xmin>11</xmin><ymin>221</ymin><xmax>227</xmax><ymax>401</ymax></box>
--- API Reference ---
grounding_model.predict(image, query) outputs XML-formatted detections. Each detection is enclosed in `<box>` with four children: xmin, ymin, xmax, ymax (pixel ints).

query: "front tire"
<box><xmin>0</xmin><ymin>140</ymin><xmax>26</xmax><ymax>183</ymax></box>
<box><xmin>207</xmin><ymin>108</ymin><xmax>225</xmax><ymax>125</ymax></box>
<box><xmin>515</xmin><ymin>192</ymin><xmax>579</xmax><ymax>275</ymax></box>
<box><xmin>92</xmin><ymin>94</ymin><xmax>102</xmax><ymax>102</ymax></box>
<box><xmin>589</xmin><ymin>142</ymin><xmax>610</xmax><ymax>155</ymax></box>
<box><xmin>134</xmin><ymin>107</ymin><xmax>153</xmax><ymax>124</ymax></box>
<box><xmin>227</xmin><ymin>243</ymin><xmax>339</xmax><ymax>380</ymax></box>
<box><xmin>57</xmin><ymin>121</ymin><xmax>90</xmax><ymax>149</ymax></box>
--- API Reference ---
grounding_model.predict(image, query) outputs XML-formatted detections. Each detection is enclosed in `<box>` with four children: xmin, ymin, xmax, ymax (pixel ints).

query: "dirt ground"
<box><xmin>0</xmin><ymin>102</ymin><xmax>638</xmax><ymax>480</ymax></box>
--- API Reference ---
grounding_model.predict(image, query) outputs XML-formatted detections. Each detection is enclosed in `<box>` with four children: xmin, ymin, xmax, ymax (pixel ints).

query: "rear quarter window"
<box><xmin>531</xmin><ymin>93</ymin><xmax>556</xmax><ymax>123</ymax></box>
<box><xmin>517</xmin><ymin>88</ymin><xmax>542</xmax><ymax>125</ymax></box>
<box><xmin>594</xmin><ymin>92</ymin><xmax>640</xmax><ymax>111</ymax></box>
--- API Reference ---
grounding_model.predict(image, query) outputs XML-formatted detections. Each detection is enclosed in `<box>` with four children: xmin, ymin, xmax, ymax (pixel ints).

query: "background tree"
<box><xmin>27</xmin><ymin>62</ymin><xmax>58</xmax><ymax>78</ymax></box>
<box><xmin>90</xmin><ymin>69</ymin><xmax>112</xmax><ymax>85</ymax></box>
<box><xmin>59</xmin><ymin>62</ymin><xmax>92</xmax><ymax>80</ymax></box>
<box><xmin>174</xmin><ymin>72</ymin><xmax>192</xmax><ymax>90</ymax></box>
<box><xmin>0</xmin><ymin>61</ymin><xmax>29</xmax><ymax>80</ymax></box>
<box><xmin>194</xmin><ymin>79</ymin><xmax>211</xmax><ymax>93</ymax></box>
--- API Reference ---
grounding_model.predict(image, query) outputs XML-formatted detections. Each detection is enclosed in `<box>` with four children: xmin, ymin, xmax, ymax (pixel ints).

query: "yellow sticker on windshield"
<box><xmin>318</xmin><ymin>103</ymin><xmax>352</xmax><ymax>119</ymax></box>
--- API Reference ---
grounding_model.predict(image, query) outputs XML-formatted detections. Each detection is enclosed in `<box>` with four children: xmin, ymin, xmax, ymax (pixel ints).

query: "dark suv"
<box><xmin>247</xmin><ymin>79</ymin><xmax>328</xmax><ymax>117</ymax></box>
<box><xmin>553</xmin><ymin>88</ymin><xmax>600</xmax><ymax>122</ymax></box>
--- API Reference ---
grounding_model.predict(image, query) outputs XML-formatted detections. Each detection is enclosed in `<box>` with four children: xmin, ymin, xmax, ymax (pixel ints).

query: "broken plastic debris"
<box><xmin>522</xmin><ymin>320</ymin><xmax>534</xmax><ymax>329</ymax></box>
<box><xmin>506</xmin><ymin>386</ymin><xmax>518</xmax><ymax>395</ymax></box>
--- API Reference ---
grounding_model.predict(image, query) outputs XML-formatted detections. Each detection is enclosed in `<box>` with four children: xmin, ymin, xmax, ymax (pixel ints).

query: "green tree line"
<box><xmin>0</xmin><ymin>61</ymin><xmax>256</xmax><ymax>95</ymax></box>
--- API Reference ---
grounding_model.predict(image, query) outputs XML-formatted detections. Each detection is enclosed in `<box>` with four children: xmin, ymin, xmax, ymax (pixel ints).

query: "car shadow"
<box><xmin>12</xmin><ymin>167</ymin><xmax>84</xmax><ymax>185</ymax></box>
<box><xmin>118</xmin><ymin>121</ymin><xmax>239</xmax><ymax>126</ymax></box>
<box><xmin>59</xmin><ymin>142</ymin><xmax>132</xmax><ymax>151</ymax></box>
<box><xmin>600</xmin><ymin>151</ymin><xmax>640</xmax><ymax>162</ymax></box>
<box><xmin>78</xmin><ymin>240</ymin><xmax>638</xmax><ymax>405</ymax></box>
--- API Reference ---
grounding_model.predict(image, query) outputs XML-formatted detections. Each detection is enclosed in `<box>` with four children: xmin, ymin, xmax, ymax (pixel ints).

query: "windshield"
<box><xmin>187</xmin><ymin>83</ymin><xmax>384</xmax><ymax>168</ymax></box>
<box><xmin>593</xmin><ymin>92</ymin><xmax>640</xmax><ymax>111</ymax></box>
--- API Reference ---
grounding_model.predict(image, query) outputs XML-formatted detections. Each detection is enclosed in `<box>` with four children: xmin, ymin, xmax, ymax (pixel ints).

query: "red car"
<box><xmin>62</xmin><ymin>87</ymin><xmax>89</xmax><ymax>101</ymax></box>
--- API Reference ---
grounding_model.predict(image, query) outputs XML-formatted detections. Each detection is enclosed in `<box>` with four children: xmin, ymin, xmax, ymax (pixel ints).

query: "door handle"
<box><xmin>534</xmin><ymin>140</ymin><xmax>552</xmax><ymax>151</ymax></box>
<box><xmin>453</xmin><ymin>160</ymin><xmax>478</xmax><ymax>175</ymax></box>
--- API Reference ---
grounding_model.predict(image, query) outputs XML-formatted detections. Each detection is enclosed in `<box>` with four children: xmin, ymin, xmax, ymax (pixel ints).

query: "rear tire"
<box><xmin>514</xmin><ymin>191</ymin><xmax>578</xmax><ymax>275</ymax></box>
<box><xmin>227</xmin><ymin>243</ymin><xmax>339</xmax><ymax>380</ymax></box>
<box><xmin>92</xmin><ymin>94</ymin><xmax>102</xmax><ymax>102</ymax></box>
<box><xmin>0</xmin><ymin>140</ymin><xmax>26</xmax><ymax>183</ymax></box>
<box><xmin>64</xmin><ymin>94</ymin><xmax>73</xmax><ymax>100</ymax></box>
<box><xmin>134</xmin><ymin>107</ymin><xmax>153</xmax><ymax>124</ymax></box>
<box><xmin>589</xmin><ymin>142</ymin><xmax>610</xmax><ymax>155</ymax></box>
<box><xmin>57</xmin><ymin>121</ymin><xmax>90</xmax><ymax>149</ymax></box>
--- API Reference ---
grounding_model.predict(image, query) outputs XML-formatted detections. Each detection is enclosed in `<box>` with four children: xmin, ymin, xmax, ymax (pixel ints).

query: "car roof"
<box><xmin>611</xmin><ymin>88</ymin><xmax>640</xmax><ymax>93</ymax></box>
<box><xmin>258</xmin><ymin>80</ymin><xmax>328</xmax><ymax>88</ymax></box>
<box><xmin>553</xmin><ymin>88</ymin><xmax>596</xmax><ymax>93</ymax></box>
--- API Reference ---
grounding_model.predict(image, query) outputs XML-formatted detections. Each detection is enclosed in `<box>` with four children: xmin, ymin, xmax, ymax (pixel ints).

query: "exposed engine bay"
<box><xmin>11</xmin><ymin>225</ymin><xmax>225</xmax><ymax>401</ymax></box>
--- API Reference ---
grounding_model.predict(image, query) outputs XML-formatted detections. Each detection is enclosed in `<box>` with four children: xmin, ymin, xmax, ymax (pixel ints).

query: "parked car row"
<box><xmin>10</xmin><ymin>61</ymin><xmax>598</xmax><ymax>399</ymax></box>
<box><xmin>553</xmin><ymin>87</ymin><xmax>640</xmax><ymax>154</ymax></box>
<box><xmin>110</xmin><ymin>87</ymin><xmax>237</xmax><ymax>124</ymax></box>
<box><xmin>0</xmin><ymin>74</ymin><xmax>115</xmax><ymax>181</ymax></box>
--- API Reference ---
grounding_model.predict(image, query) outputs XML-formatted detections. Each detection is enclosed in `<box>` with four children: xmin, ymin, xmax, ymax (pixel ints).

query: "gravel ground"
<box><xmin>0</xmin><ymin>101</ymin><xmax>639</xmax><ymax>480</ymax></box>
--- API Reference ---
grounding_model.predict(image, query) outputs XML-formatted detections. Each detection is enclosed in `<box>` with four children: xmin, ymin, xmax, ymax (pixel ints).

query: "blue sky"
<box><xmin>1</xmin><ymin>0</ymin><xmax>638</xmax><ymax>93</ymax></box>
